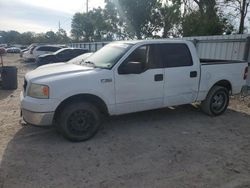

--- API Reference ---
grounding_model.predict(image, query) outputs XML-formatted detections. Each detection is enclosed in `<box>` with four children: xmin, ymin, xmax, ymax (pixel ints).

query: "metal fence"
<box><xmin>68</xmin><ymin>34</ymin><xmax>250</xmax><ymax>85</ymax></box>
<box><xmin>69</xmin><ymin>34</ymin><xmax>250</xmax><ymax>61</ymax></box>
<box><xmin>183</xmin><ymin>34</ymin><xmax>250</xmax><ymax>62</ymax></box>
<box><xmin>70</xmin><ymin>42</ymin><xmax>109</xmax><ymax>52</ymax></box>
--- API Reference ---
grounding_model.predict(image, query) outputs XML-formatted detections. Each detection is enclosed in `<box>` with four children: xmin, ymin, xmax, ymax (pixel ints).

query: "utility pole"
<box><xmin>58</xmin><ymin>21</ymin><xmax>61</xmax><ymax>31</ymax></box>
<box><xmin>86</xmin><ymin>0</ymin><xmax>89</xmax><ymax>13</ymax></box>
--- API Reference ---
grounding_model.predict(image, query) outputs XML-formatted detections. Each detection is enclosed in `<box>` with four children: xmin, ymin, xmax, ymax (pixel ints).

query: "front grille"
<box><xmin>23</xmin><ymin>79</ymin><xmax>27</xmax><ymax>92</ymax></box>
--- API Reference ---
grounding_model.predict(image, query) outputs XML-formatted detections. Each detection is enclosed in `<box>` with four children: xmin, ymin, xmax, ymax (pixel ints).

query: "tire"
<box><xmin>57</xmin><ymin>101</ymin><xmax>101</xmax><ymax>142</ymax></box>
<box><xmin>201</xmin><ymin>86</ymin><xmax>229</xmax><ymax>116</ymax></box>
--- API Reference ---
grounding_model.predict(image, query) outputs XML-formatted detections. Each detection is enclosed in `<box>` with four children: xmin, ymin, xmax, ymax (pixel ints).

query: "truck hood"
<box><xmin>26</xmin><ymin>63</ymin><xmax>94</xmax><ymax>81</ymax></box>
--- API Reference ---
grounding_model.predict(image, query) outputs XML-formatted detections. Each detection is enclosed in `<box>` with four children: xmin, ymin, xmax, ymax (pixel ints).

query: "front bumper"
<box><xmin>23</xmin><ymin>54</ymin><xmax>35</xmax><ymax>62</ymax></box>
<box><xmin>21</xmin><ymin>109</ymin><xmax>54</xmax><ymax>126</ymax></box>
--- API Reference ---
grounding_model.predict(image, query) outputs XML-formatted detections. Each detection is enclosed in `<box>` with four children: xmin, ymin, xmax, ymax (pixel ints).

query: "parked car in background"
<box><xmin>0</xmin><ymin>44</ymin><xmax>8</xmax><ymax>48</ymax></box>
<box><xmin>6</xmin><ymin>47</ymin><xmax>21</xmax><ymax>53</ymax></box>
<box><xmin>20</xmin><ymin>44</ymin><xmax>37</xmax><ymax>57</ymax></box>
<box><xmin>23</xmin><ymin>45</ymin><xmax>63</xmax><ymax>62</ymax></box>
<box><xmin>20</xmin><ymin>46</ymin><xmax>28</xmax><ymax>50</ymax></box>
<box><xmin>35</xmin><ymin>53</ymin><xmax>93</xmax><ymax>69</ymax></box>
<box><xmin>67</xmin><ymin>52</ymin><xmax>93</xmax><ymax>65</ymax></box>
<box><xmin>36</xmin><ymin>48</ymin><xmax>89</xmax><ymax>67</ymax></box>
<box><xmin>0</xmin><ymin>47</ymin><xmax>6</xmax><ymax>55</ymax></box>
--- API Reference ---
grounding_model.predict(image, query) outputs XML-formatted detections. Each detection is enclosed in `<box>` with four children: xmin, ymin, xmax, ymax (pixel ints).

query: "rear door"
<box><xmin>114</xmin><ymin>44</ymin><xmax>165</xmax><ymax>114</ymax></box>
<box><xmin>158</xmin><ymin>43</ymin><xmax>200</xmax><ymax>106</ymax></box>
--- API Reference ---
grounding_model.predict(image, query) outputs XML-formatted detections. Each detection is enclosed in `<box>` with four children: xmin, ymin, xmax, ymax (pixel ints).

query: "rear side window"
<box><xmin>36</xmin><ymin>46</ymin><xmax>61</xmax><ymax>52</ymax></box>
<box><xmin>57</xmin><ymin>49</ymin><xmax>72</xmax><ymax>58</ymax></box>
<box><xmin>36</xmin><ymin>46</ymin><xmax>48</xmax><ymax>51</ymax></box>
<box><xmin>72</xmin><ymin>49</ymin><xmax>85</xmax><ymax>56</ymax></box>
<box><xmin>49</xmin><ymin>47</ymin><xmax>61</xmax><ymax>52</ymax></box>
<box><xmin>158</xmin><ymin>44</ymin><xmax>193</xmax><ymax>68</ymax></box>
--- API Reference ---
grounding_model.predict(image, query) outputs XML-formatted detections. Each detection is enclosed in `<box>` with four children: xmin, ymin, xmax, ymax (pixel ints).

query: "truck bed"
<box><xmin>196</xmin><ymin>61</ymin><xmax>248</xmax><ymax>102</ymax></box>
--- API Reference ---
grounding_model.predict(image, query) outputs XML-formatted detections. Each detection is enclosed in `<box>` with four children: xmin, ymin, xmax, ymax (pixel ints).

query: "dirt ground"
<box><xmin>0</xmin><ymin>54</ymin><xmax>250</xmax><ymax>188</ymax></box>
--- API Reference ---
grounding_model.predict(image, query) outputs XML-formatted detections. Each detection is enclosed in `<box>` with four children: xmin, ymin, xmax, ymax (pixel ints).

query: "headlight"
<box><xmin>27</xmin><ymin>83</ymin><xmax>49</xmax><ymax>99</ymax></box>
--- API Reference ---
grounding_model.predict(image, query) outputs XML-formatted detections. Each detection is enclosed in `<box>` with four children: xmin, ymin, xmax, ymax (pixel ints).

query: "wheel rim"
<box><xmin>211</xmin><ymin>91</ymin><xmax>227</xmax><ymax>114</ymax></box>
<box><xmin>67</xmin><ymin>110</ymin><xmax>96</xmax><ymax>136</ymax></box>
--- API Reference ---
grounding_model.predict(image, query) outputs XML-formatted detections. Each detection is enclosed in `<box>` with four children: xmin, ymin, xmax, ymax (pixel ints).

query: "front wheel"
<box><xmin>201</xmin><ymin>86</ymin><xmax>229</xmax><ymax>116</ymax></box>
<box><xmin>57</xmin><ymin>101</ymin><xmax>101</xmax><ymax>141</ymax></box>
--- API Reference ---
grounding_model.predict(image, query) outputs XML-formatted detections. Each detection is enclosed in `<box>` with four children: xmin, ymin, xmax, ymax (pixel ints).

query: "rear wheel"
<box><xmin>201</xmin><ymin>86</ymin><xmax>229</xmax><ymax>116</ymax></box>
<box><xmin>57</xmin><ymin>101</ymin><xmax>101</xmax><ymax>141</ymax></box>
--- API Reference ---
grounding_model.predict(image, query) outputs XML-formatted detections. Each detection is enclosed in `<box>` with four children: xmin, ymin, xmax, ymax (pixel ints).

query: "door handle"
<box><xmin>190</xmin><ymin>71</ymin><xmax>197</xmax><ymax>78</ymax></box>
<box><xmin>154</xmin><ymin>74</ymin><xmax>163</xmax><ymax>81</ymax></box>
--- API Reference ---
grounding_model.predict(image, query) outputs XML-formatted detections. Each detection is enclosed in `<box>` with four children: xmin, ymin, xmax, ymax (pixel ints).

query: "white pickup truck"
<box><xmin>20</xmin><ymin>40</ymin><xmax>248</xmax><ymax>141</ymax></box>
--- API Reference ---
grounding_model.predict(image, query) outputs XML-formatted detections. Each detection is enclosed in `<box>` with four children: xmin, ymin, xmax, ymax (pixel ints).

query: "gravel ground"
<box><xmin>0</xmin><ymin>54</ymin><xmax>250</xmax><ymax>188</ymax></box>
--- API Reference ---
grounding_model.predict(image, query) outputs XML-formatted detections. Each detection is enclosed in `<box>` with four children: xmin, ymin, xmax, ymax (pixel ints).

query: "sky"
<box><xmin>0</xmin><ymin>0</ymin><xmax>105</xmax><ymax>34</ymax></box>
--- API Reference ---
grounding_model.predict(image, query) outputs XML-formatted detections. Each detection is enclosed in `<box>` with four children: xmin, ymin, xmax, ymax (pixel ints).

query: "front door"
<box><xmin>114</xmin><ymin>44</ymin><xmax>164</xmax><ymax>115</ymax></box>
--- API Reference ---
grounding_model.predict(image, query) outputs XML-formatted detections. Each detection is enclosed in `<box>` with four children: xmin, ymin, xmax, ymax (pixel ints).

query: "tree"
<box><xmin>0</xmin><ymin>30</ymin><xmax>21</xmax><ymax>44</ymax></box>
<box><xmin>117</xmin><ymin>0</ymin><xmax>160</xmax><ymax>39</ymax></box>
<box><xmin>182</xmin><ymin>10</ymin><xmax>233</xmax><ymax>36</ymax></box>
<box><xmin>103</xmin><ymin>1</ymin><xmax>122</xmax><ymax>40</ymax></box>
<box><xmin>159</xmin><ymin>0</ymin><xmax>182</xmax><ymax>37</ymax></box>
<box><xmin>182</xmin><ymin>0</ymin><xmax>234</xmax><ymax>36</ymax></box>
<box><xmin>71</xmin><ymin>7</ymin><xmax>121</xmax><ymax>42</ymax></box>
<box><xmin>223</xmin><ymin>0</ymin><xmax>250</xmax><ymax>33</ymax></box>
<box><xmin>20</xmin><ymin>32</ymin><xmax>35</xmax><ymax>45</ymax></box>
<box><xmin>45</xmin><ymin>31</ymin><xmax>58</xmax><ymax>43</ymax></box>
<box><xmin>89</xmin><ymin>8</ymin><xmax>111</xmax><ymax>41</ymax></box>
<box><xmin>0</xmin><ymin>30</ymin><xmax>71</xmax><ymax>45</ymax></box>
<box><xmin>71</xmin><ymin>13</ymin><xmax>94</xmax><ymax>41</ymax></box>
<box><xmin>33</xmin><ymin>33</ymin><xmax>46</xmax><ymax>43</ymax></box>
<box><xmin>56</xmin><ymin>29</ymin><xmax>70</xmax><ymax>43</ymax></box>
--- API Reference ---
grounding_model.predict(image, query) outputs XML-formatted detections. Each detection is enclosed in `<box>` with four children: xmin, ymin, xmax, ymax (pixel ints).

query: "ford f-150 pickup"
<box><xmin>20</xmin><ymin>40</ymin><xmax>248</xmax><ymax>141</ymax></box>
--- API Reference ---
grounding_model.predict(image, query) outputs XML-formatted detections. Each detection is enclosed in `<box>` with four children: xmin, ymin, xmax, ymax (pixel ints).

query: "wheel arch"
<box><xmin>200</xmin><ymin>79</ymin><xmax>232</xmax><ymax>102</ymax></box>
<box><xmin>54</xmin><ymin>93</ymin><xmax>109</xmax><ymax>122</ymax></box>
<box><xmin>211</xmin><ymin>80</ymin><xmax>232</xmax><ymax>93</ymax></box>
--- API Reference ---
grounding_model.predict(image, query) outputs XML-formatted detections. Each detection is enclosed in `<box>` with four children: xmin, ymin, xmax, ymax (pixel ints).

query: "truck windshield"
<box><xmin>82</xmin><ymin>42</ymin><xmax>133</xmax><ymax>69</ymax></box>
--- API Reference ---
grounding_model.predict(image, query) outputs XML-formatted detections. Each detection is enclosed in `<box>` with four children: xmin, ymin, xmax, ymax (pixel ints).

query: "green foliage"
<box><xmin>117</xmin><ymin>0</ymin><xmax>160</xmax><ymax>39</ymax></box>
<box><xmin>71</xmin><ymin>13</ymin><xmax>94</xmax><ymax>41</ymax></box>
<box><xmin>223</xmin><ymin>0</ymin><xmax>249</xmax><ymax>34</ymax></box>
<box><xmin>45</xmin><ymin>31</ymin><xmax>58</xmax><ymax>43</ymax></box>
<box><xmin>0</xmin><ymin>30</ymin><xmax>70</xmax><ymax>45</ymax></box>
<box><xmin>19</xmin><ymin>32</ymin><xmax>35</xmax><ymax>44</ymax></box>
<box><xmin>71</xmin><ymin>5</ymin><xmax>120</xmax><ymax>42</ymax></box>
<box><xmin>103</xmin><ymin>2</ymin><xmax>123</xmax><ymax>40</ymax></box>
<box><xmin>182</xmin><ymin>4</ymin><xmax>234</xmax><ymax>36</ymax></box>
<box><xmin>0</xmin><ymin>31</ymin><xmax>21</xmax><ymax>44</ymax></box>
<box><xmin>89</xmin><ymin>8</ymin><xmax>112</xmax><ymax>41</ymax></box>
<box><xmin>57</xmin><ymin>29</ymin><xmax>70</xmax><ymax>43</ymax></box>
<box><xmin>159</xmin><ymin>0</ymin><xmax>182</xmax><ymax>37</ymax></box>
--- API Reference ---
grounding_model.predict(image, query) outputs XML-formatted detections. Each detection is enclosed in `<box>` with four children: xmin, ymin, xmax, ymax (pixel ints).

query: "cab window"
<box><xmin>157</xmin><ymin>43</ymin><xmax>193</xmax><ymax>68</ymax></box>
<box><xmin>122</xmin><ymin>44</ymin><xmax>162</xmax><ymax>71</ymax></box>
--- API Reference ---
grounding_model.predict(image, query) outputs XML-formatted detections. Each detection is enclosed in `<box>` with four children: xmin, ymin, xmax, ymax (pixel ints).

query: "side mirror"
<box><xmin>118</xmin><ymin>61</ymin><xmax>143</xmax><ymax>74</ymax></box>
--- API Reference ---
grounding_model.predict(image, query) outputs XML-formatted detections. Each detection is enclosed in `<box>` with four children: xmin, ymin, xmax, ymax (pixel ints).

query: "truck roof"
<box><xmin>113</xmin><ymin>39</ymin><xmax>190</xmax><ymax>45</ymax></box>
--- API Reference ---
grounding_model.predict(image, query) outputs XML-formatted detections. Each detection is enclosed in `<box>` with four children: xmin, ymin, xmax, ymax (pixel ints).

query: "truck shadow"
<box><xmin>19</xmin><ymin>61</ymin><xmax>36</xmax><ymax>69</ymax></box>
<box><xmin>1</xmin><ymin>105</ymin><xmax>250</xmax><ymax>187</ymax></box>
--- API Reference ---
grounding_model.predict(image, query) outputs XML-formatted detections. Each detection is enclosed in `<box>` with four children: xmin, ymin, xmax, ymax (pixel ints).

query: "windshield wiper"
<box><xmin>82</xmin><ymin>61</ymin><xmax>96</xmax><ymax>67</ymax></box>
